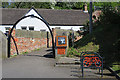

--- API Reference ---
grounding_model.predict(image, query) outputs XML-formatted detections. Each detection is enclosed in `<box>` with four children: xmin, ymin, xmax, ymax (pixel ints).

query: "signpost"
<box><xmin>80</xmin><ymin>52</ymin><xmax>103</xmax><ymax>77</ymax></box>
<box><xmin>55</xmin><ymin>36</ymin><xmax>67</xmax><ymax>57</ymax></box>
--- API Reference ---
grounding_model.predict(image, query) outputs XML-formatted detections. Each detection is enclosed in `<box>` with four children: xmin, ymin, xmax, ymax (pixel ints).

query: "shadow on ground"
<box><xmin>95</xmin><ymin>72</ymin><xmax>115</xmax><ymax>76</ymax></box>
<box><xmin>25</xmin><ymin>48</ymin><xmax>54</xmax><ymax>58</ymax></box>
<box><xmin>43</xmin><ymin>52</ymin><xmax>54</xmax><ymax>58</ymax></box>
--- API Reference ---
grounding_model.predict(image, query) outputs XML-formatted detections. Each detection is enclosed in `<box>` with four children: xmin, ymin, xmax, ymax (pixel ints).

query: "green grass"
<box><xmin>67</xmin><ymin>47</ymin><xmax>80</xmax><ymax>57</ymax></box>
<box><xmin>112</xmin><ymin>64</ymin><xmax>120</xmax><ymax>76</ymax></box>
<box><xmin>22</xmin><ymin>51</ymin><xmax>28</xmax><ymax>55</ymax></box>
<box><xmin>10</xmin><ymin>48</ymin><xmax>42</xmax><ymax>58</ymax></box>
<box><xmin>10</xmin><ymin>54</ymin><xmax>17</xmax><ymax>58</ymax></box>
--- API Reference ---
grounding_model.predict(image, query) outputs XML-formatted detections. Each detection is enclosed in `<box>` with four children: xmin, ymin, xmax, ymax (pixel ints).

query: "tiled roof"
<box><xmin>1</xmin><ymin>8</ymin><xmax>89</xmax><ymax>26</ymax></box>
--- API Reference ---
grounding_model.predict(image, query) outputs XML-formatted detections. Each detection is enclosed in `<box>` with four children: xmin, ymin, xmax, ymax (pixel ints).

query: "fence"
<box><xmin>80</xmin><ymin>52</ymin><xmax>103</xmax><ymax>77</ymax></box>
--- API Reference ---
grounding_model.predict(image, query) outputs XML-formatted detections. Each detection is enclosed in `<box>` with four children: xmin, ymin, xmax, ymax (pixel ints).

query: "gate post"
<box><xmin>47</xmin><ymin>31</ymin><xmax>49</xmax><ymax>48</ymax></box>
<box><xmin>81</xmin><ymin>58</ymin><xmax>84</xmax><ymax>77</ymax></box>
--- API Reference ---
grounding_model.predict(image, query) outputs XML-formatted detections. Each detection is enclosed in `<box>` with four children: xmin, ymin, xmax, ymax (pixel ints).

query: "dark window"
<box><xmin>29</xmin><ymin>27</ymin><xmax>34</xmax><ymax>30</ymax></box>
<box><xmin>5</xmin><ymin>27</ymin><xmax>10</xmax><ymax>30</ymax></box>
<box><xmin>40</xmin><ymin>29</ymin><xmax>46</xmax><ymax>31</ymax></box>
<box><xmin>5</xmin><ymin>31</ymin><xmax>9</xmax><ymax>36</ymax></box>
<box><xmin>21</xmin><ymin>27</ymin><xmax>27</xmax><ymax>30</ymax></box>
<box><xmin>6</xmin><ymin>31</ymin><xmax>9</xmax><ymax>33</ymax></box>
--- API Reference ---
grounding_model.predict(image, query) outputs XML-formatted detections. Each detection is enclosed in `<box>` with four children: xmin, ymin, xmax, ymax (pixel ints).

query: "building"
<box><xmin>0</xmin><ymin>7</ymin><xmax>89</xmax><ymax>34</ymax></box>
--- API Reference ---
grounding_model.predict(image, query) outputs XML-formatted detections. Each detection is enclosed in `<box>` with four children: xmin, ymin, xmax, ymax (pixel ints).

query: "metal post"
<box><xmin>81</xmin><ymin>58</ymin><xmax>84</xmax><ymax>77</ymax></box>
<box><xmin>89</xmin><ymin>1</ymin><xmax>93</xmax><ymax>33</ymax></box>
<box><xmin>8</xmin><ymin>36</ymin><xmax>11</xmax><ymax>58</ymax></box>
<box><xmin>72</xmin><ymin>31</ymin><xmax>74</xmax><ymax>47</ymax></box>
<box><xmin>101</xmin><ymin>59</ymin><xmax>103</xmax><ymax>77</ymax></box>
<box><xmin>47</xmin><ymin>31</ymin><xmax>49</xmax><ymax>48</ymax></box>
<box><xmin>99</xmin><ymin>67</ymin><xmax>100</xmax><ymax>73</ymax></box>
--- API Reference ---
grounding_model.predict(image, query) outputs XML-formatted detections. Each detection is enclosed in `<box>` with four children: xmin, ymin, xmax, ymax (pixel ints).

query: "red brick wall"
<box><xmin>10</xmin><ymin>29</ymin><xmax>52</xmax><ymax>56</ymax></box>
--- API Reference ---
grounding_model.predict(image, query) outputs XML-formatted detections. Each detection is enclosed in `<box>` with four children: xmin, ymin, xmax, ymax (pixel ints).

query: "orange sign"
<box><xmin>57</xmin><ymin>47</ymin><xmax>66</xmax><ymax>54</ymax></box>
<box><xmin>56</xmin><ymin>36</ymin><xmax>67</xmax><ymax>47</ymax></box>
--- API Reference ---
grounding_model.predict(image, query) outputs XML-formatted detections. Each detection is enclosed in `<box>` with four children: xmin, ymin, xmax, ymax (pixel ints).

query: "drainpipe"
<box><xmin>89</xmin><ymin>1</ymin><xmax>93</xmax><ymax>34</ymax></box>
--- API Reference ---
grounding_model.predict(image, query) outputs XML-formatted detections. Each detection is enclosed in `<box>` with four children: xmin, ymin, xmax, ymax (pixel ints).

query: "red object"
<box><xmin>14</xmin><ymin>38</ymin><xmax>18</xmax><ymax>42</ymax></box>
<box><xmin>83</xmin><ymin>56</ymin><xmax>102</xmax><ymax>67</ymax></box>
<box><xmin>57</xmin><ymin>47</ymin><xmax>66</xmax><ymax>54</ymax></box>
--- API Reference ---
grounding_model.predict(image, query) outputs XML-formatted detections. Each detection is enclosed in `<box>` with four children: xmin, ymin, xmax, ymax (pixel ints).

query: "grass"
<box><xmin>11</xmin><ymin>54</ymin><xmax>17</xmax><ymax>58</ymax></box>
<box><xmin>112</xmin><ymin>63</ymin><xmax>120</xmax><ymax>76</ymax></box>
<box><xmin>36</xmin><ymin>48</ymin><xmax>40</xmax><ymax>51</ymax></box>
<box><xmin>67</xmin><ymin>37</ymin><xmax>99</xmax><ymax>58</ymax></box>
<box><xmin>66</xmin><ymin>47</ymin><xmax>80</xmax><ymax>57</ymax></box>
<box><xmin>11</xmin><ymin>48</ymin><xmax>42</xmax><ymax>57</ymax></box>
<box><xmin>22</xmin><ymin>51</ymin><xmax>28</xmax><ymax>55</ymax></box>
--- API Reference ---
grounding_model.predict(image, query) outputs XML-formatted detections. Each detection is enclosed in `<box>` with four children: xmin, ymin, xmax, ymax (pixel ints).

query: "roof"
<box><xmin>1</xmin><ymin>8</ymin><xmax>89</xmax><ymax>26</ymax></box>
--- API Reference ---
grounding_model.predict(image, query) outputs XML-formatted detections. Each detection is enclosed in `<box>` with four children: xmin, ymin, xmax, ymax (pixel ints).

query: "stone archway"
<box><xmin>8</xmin><ymin>15</ymin><xmax>55</xmax><ymax>58</ymax></box>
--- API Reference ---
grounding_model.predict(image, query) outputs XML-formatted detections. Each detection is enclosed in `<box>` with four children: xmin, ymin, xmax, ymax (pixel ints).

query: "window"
<box><xmin>40</xmin><ymin>29</ymin><xmax>46</xmax><ymax>32</ymax></box>
<box><xmin>29</xmin><ymin>27</ymin><xmax>34</xmax><ymax>30</ymax></box>
<box><xmin>55</xmin><ymin>27</ymin><xmax>61</xmax><ymax>29</ymax></box>
<box><xmin>5</xmin><ymin>27</ymin><xmax>10</xmax><ymax>33</ymax></box>
<box><xmin>5</xmin><ymin>27</ymin><xmax>10</xmax><ymax>36</ymax></box>
<box><xmin>5</xmin><ymin>27</ymin><xmax>10</xmax><ymax>30</ymax></box>
<box><xmin>21</xmin><ymin>27</ymin><xmax>27</xmax><ymax>30</ymax></box>
<box><xmin>6</xmin><ymin>31</ymin><xmax>9</xmax><ymax>33</ymax></box>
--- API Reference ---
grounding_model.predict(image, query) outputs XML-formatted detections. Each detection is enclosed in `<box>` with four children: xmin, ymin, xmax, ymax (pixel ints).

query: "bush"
<box><xmin>75</xmin><ymin>6</ymin><xmax>120</xmax><ymax>66</ymax></box>
<box><xmin>67</xmin><ymin>47</ymin><xmax>80</xmax><ymax>57</ymax></box>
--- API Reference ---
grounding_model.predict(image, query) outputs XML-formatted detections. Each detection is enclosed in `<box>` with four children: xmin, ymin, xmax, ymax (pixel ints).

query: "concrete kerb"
<box><xmin>55</xmin><ymin>57</ymin><xmax>81</xmax><ymax>67</ymax></box>
<box><xmin>107</xmin><ymin>67</ymin><xmax>120</xmax><ymax>79</ymax></box>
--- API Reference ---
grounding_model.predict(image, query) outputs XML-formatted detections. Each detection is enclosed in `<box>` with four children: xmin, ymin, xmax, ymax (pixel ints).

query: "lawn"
<box><xmin>112</xmin><ymin>63</ymin><xmax>120</xmax><ymax>76</ymax></box>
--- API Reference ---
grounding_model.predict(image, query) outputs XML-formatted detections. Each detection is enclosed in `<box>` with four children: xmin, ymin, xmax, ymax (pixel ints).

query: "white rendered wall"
<box><xmin>0</xmin><ymin>25</ymin><xmax>13</xmax><ymax>33</ymax></box>
<box><xmin>16</xmin><ymin>8</ymin><xmax>49</xmax><ymax>31</ymax></box>
<box><xmin>25</xmin><ymin>9</ymin><xmax>41</xmax><ymax>18</ymax></box>
<box><xmin>0</xmin><ymin>25</ymin><xmax>84</xmax><ymax>33</ymax></box>
<box><xmin>50</xmin><ymin>26</ymin><xmax>83</xmax><ymax>31</ymax></box>
<box><xmin>16</xmin><ymin>17</ymin><xmax>49</xmax><ymax>31</ymax></box>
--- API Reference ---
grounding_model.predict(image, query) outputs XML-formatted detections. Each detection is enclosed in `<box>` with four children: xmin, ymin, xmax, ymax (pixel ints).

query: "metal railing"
<box><xmin>80</xmin><ymin>52</ymin><xmax>103</xmax><ymax>77</ymax></box>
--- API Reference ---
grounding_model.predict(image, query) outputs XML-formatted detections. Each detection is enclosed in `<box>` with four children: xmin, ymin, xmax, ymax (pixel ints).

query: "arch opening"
<box><xmin>8</xmin><ymin>15</ymin><xmax>55</xmax><ymax>58</ymax></box>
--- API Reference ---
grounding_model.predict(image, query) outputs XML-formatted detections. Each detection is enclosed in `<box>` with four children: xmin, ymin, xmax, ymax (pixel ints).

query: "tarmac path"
<box><xmin>2</xmin><ymin>48</ymin><xmax>117</xmax><ymax>79</ymax></box>
<box><xmin>2</xmin><ymin>48</ymin><xmax>75</xmax><ymax>78</ymax></box>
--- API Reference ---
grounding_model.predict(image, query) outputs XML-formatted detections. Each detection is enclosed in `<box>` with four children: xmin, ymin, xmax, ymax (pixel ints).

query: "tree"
<box><xmin>2</xmin><ymin>2</ymin><xmax>53</xmax><ymax>9</ymax></box>
<box><xmin>72</xmin><ymin>2</ymin><xmax>84</xmax><ymax>9</ymax></box>
<box><xmin>54</xmin><ymin>2</ymin><xmax>85</xmax><ymax>10</ymax></box>
<box><xmin>92</xmin><ymin>6</ymin><xmax>120</xmax><ymax>66</ymax></box>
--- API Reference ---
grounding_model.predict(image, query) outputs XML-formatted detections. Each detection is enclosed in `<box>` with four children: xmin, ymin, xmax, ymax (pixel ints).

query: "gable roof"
<box><xmin>1</xmin><ymin>8</ymin><xmax>89</xmax><ymax>26</ymax></box>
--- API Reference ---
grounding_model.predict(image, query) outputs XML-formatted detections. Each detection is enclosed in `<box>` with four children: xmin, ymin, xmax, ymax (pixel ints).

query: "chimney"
<box><xmin>83</xmin><ymin>3</ymin><xmax>88</xmax><ymax>13</ymax></box>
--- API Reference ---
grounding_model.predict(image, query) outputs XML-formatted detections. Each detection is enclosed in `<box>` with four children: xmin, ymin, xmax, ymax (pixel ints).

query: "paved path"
<box><xmin>2</xmin><ymin>48</ymin><xmax>117</xmax><ymax>79</ymax></box>
<box><xmin>56</xmin><ymin>57</ymin><xmax>117</xmax><ymax>79</ymax></box>
<box><xmin>2</xmin><ymin>48</ymin><xmax>76</xmax><ymax>78</ymax></box>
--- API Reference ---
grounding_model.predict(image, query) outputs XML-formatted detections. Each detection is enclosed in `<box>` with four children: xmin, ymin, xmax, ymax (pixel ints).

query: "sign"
<box><xmin>56</xmin><ymin>36</ymin><xmax>67</xmax><ymax>47</ymax></box>
<box><xmin>56</xmin><ymin>36</ymin><xmax>67</xmax><ymax>55</ymax></box>
<box><xmin>82</xmin><ymin>54</ymin><xmax>102</xmax><ymax>67</ymax></box>
<box><xmin>80</xmin><ymin>52</ymin><xmax>103</xmax><ymax>77</ymax></box>
<box><xmin>57</xmin><ymin>47</ymin><xmax>66</xmax><ymax>54</ymax></box>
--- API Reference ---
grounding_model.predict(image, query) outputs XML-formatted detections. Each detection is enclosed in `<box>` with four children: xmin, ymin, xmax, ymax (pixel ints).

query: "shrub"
<box><xmin>67</xmin><ymin>47</ymin><xmax>80</xmax><ymax>57</ymax></box>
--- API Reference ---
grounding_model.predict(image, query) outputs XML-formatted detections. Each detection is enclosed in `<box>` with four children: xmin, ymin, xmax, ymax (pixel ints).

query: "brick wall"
<box><xmin>10</xmin><ymin>29</ymin><xmax>52</xmax><ymax>56</ymax></box>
